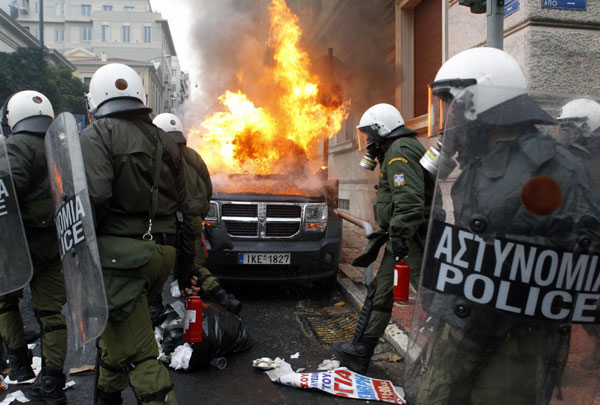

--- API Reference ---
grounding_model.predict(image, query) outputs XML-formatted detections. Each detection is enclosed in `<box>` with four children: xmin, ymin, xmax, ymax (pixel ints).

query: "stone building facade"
<box><xmin>10</xmin><ymin>0</ymin><xmax>189</xmax><ymax>114</ymax></box>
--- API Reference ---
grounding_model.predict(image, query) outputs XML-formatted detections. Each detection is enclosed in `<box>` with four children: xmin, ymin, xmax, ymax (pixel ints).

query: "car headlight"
<box><xmin>206</xmin><ymin>202</ymin><xmax>218</xmax><ymax>221</ymax></box>
<box><xmin>305</xmin><ymin>204</ymin><xmax>327</xmax><ymax>231</ymax></box>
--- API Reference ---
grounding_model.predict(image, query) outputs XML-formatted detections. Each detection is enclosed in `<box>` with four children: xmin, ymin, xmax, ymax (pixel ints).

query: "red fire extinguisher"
<box><xmin>393</xmin><ymin>260</ymin><xmax>410</xmax><ymax>302</ymax></box>
<box><xmin>184</xmin><ymin>295</ymin><xmax>203</xmax><ymax>343</ymax></box>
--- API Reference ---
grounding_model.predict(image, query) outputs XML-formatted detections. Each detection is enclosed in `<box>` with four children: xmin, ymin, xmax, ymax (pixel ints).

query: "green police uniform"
<box><xmin>364</xmin><ymin>135</ymin><xmax>434</xmax><ymax>339</ymax></box>
<box><xmin>180</xmin><ymin>146</ymin><xmax>219</xmax><ymax>293</ymax></box>
<box><xmin>0</xmin><ymin>132</ymin><xmax>67</xmax><ymax>369</ymax></box>
<box><xmin>412</xmin><ymin>130</ymin><xmax>599</xmax><ymax>404</ymax></box>
<box><xmin>81</xmin><ymin>115</ymin><xmax>195</xmax><ymax>405</ymax></box>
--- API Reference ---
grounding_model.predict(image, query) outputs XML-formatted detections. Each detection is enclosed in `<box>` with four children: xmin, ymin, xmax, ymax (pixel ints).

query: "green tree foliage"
<box><xmin>0</xmin><ymin>47</ymin><xmax>86</xmax><ymax>114</ymax></box>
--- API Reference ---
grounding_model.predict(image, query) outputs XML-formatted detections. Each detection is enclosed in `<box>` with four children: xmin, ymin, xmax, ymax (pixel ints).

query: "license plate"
<box><xmin>238</xmin><ymin>253</ymin><xmax>291</xmax><ymax>265</ymax></box>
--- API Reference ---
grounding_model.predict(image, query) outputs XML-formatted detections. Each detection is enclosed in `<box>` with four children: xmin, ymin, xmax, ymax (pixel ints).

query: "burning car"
<box><xmin>204</xmin><ymin>174</ymin><xmax>342</xmax><ymax>289</ymax></box>
<box><xmin>186</xmin><ymin>0</ymin><xmax>349</xmax><ymax>289</ymax></box>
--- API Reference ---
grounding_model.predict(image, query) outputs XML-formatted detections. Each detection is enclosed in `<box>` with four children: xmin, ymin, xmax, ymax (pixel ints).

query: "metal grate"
<box><xmin>222</xmin><ymin>204</ymin><xmax>257</xmax><ymax>217</ymax></box>
<box><xmin>298</xmin><ymin>312</ymin><xmax>358</xmax><ymax>344</ymax></box>
<box><xmin>266</xmin><ymin>205</ymin><xmax>301</xmax><ymax>218</ymax></box>
<box><xmin>224</xmin><ymin>221</ymin><xmax>257</xmax><ymax>237</ymax></box>
<box><xmin>265</xmin><ymin>223</ymin><xmax>300</xmax><ymax>237</ymax></box>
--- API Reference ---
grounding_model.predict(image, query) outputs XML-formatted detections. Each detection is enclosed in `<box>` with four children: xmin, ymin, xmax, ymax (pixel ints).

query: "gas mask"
<box><xmin>357</xmin><ymin>126</ymin><xmax>385</xmax><ymax>171</ymax></box>
<box><xmin>419</xmin><ymin>80</ymin><xmax>475</xmax><ymax>178</ymax></box>
<box><xmin>555</xmin><ymin>117</ymin><xmax>589</xmax><ymax>145</ymax></box>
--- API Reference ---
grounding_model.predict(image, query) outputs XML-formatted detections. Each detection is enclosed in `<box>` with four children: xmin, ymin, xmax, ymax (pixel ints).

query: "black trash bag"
<box><xmin>159</xmin><ymin>301</ymin><xmax>252</xmax><ymax>371</ymax></box>
<box><xmin>187</xmin><ymin>302</ymin><xmax>253</xmax><ymax>370</ymax></box>
<box><xmin>204</xmin><ymin>222</ymin><xmax>233</xmax><ymax>252</ymax></box>
<box><xmin>161</xmin><ymin>323</ymin><xmax>184</xmax><ymax>356</ymax></box>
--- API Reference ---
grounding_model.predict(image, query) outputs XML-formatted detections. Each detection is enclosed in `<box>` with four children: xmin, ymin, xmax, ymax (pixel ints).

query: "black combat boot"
<box><xmin>332</xmin><ymin>280</ymin><xmax>379</xmax><ymax>374</ymax></box>
<box><xmin>0</xmin><ymin>342</ymin><xmax>7</xmax><ymax>373</ymax></box>
<box><xmin>211</xmin><ymin>286</ymin><xmax>242</xmax><ymax>316</ymax></box>
<box><xmin>6</xmin><ymin>344</ymin><xmax>35</xmax><ymax>383</ymax></box>
<box><xmin>332</xmin><ymin>336</ymin><xmax>379</xmax><ymax>375</ymax></box>
<box><xmin>29</xmin><ymin>367</ymin><xmax>66</xmax><ymax>404</ymax></box>
<box><xmin>96</xmin><ymin>388</ymin><xmax>123</xmax><ymax>405</ymax></box>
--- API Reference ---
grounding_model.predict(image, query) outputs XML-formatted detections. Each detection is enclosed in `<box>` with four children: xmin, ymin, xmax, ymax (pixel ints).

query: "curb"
<box><xmin>337</xmin><ymin>277</ymin><xmax>410</xmax><ymax>359</ymax></box>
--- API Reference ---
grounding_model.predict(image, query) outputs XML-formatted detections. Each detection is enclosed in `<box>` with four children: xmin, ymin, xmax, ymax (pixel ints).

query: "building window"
<box><xmin>55</xmin><ymin>2</ymin><xmax>64</xmax><ymax>16</ymax></box>
<box><xmin>54</xmin><ymin>28</ymin><xmax>64</xmax><ymax>42</ymax></box>
<box><xmin>413</xmin><ymin>0</ymin><xmax>442</xmax><ymax>117</ymax></box>
<box><xmin>83</xmin><ymin>77</ymin><xmax>92</xmax><ymax>89</ymax></box>
<box><xmin>338</xmin><ymin>199</ymin><xmax>350</xmax><ymax>210</ymax></box>
<box><xmin>103</xmin><ymin>5</ymin><xmax>112</xmax><ymax>11</ymax></box>
<box><xmin>82</xmin><ymin>27</ymin><xmax>92</xmax><ymax>41</ymax></box>
<box><xmin>101</xmin><ymin>24</ymin><xmax>110</xmax><ymax>41</ymax></box>
<box><xmin>124</xmin><ymin>6</ymin><xmax>134</xmax><ymax>11</ymax></box>
<box><xmin>34</xmin><ymin>1</ymin><xmax>38</xmax><ymax>13</ymax></box>
<box><xmin>34</xmin><ymin>28</ymin><xmax>39</xmax><ymax>39</ymax></box>
<box><xmin>81</xmin><ymin>4</ymin><xmax>91</xmax><ymax>16</ymax></box>
<box><xmin>122</xmin><ymin>25</ymin><xmax>130</xmax><ymax>42</ymax></box>
<box><xmin>143</xmin><ymin>26</ymin><xmax>151</xmax><ymax>43</ymax></box>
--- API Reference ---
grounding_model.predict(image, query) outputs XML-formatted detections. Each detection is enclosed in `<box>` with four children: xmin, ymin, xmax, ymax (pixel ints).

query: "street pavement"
<box><xmin>0</xmin><ymin>278</ymin><xmax>405</xmax><ymax>405</ymax></box>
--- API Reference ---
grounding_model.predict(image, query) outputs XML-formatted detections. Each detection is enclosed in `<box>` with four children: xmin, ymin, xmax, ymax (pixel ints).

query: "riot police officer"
<box><xmin>152</xmin><ymin>113</ymin><xmax>241</xmax><ymax>315</ymax></box>
<box><xmin>405</xmin><ymin>47</ymin><xmax>600</xmax><ymax>404</ymax></box>
<box><xmin>0</xmin><ymin>91</ymin><xmax>68</xmax><ymax>403</ymax></box>
<box><xmin>331</xmin><ymin>103</ymin><xmax>434</xmax><ymax>374</ymax></box>
<box><xmin>556</xmin><ymin>97</ymin><xmax>600</xmax><ymax>195</ymax></box>
<box><xmin>80</xmin><ymin>64</ymin><xmax>196</xmax><ymax>405</ymax></box>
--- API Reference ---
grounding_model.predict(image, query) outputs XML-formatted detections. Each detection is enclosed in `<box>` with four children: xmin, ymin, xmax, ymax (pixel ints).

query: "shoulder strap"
<box><xmin>131</xmin><ymin>120</ymin><xmax>163</xmax><ymax>240</ymax></box>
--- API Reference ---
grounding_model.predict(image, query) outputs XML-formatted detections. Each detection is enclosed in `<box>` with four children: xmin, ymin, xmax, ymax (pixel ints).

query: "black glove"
<box><xmin>391</xmin><ymin>239</ymin><xmax>408</xmax><ymax>261</ymax></box>
<box><xmin>176</xmin><ymin>266</ymin><xmax>199</xmax><ymax>292</ymax></box>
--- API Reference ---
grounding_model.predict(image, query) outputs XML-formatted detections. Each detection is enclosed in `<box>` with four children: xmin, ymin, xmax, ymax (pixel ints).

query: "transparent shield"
<box><xmin>0</xmin><ymin>136</ymin><xmax>33</xmax><ymax>295</ymax></box>
<box><xmin>405</xmin><ymin>87</ymin><xmax>600</xmax><ymax>404</ymax></box>
<box><xmin>45</xmin><ymin>112</ymin><xmax>108</xmax><ymax>353</ymax></box>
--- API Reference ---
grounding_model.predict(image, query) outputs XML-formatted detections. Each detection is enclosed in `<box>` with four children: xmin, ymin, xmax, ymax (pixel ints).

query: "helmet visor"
<box><xmin>555</xmin><ymin>117</ymin><xmax>588</xmax><ymax>143</ymax></box>
<box><xmin>356</xmin><ymin>125</ymin><xmax>380</xmax><ymax>151</ymax></box>
<box><xmin>427</xmin><ymin>78</ymin><xmax>477</xmax><ymax>138</ymax></box>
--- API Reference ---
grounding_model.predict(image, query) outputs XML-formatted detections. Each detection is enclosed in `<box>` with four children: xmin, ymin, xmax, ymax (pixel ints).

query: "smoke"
<box><xmin>177</xmin><ymin>0</ymin><xmax>394</xmax><ymax>195</ymax></box>
<box><xmin>180</xmin><ymin>0</ymin><xmax>393</xmax><ymax>128</ymax></box>
<box><xmin>179</xmin><ymin>0</ymin><xmax>271</xmax><ymax>125</ymax></box>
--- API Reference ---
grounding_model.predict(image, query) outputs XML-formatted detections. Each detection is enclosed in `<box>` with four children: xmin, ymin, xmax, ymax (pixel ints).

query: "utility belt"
<box><xmin>123</xmin><ymin>233</ymin><xmax>177</xmax><ymax>247</ymax></box>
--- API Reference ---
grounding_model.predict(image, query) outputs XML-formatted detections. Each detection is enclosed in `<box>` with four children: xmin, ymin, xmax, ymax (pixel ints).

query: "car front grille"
<box><xmin>220</xmin><ymin>202</ymin><xmax>302</xmax><ymax>239</ymax></box>
<box><xmin>222</xmin><ymin>203</ymin><xmax>258</xmax><ymax>217</ymax></box>
<box><xmin>265</xmin><ymin>222</ymin><xmax>300</xmax><ymax>237</ymax></box>
<box><xmin>224</xmin><ymin>221</ymin><xmax>258</xmax><ymax>237</ymax></box>
<box><xmin>266</xmin><ymin>205</ymin><xmax>301</xmax><ymax>218</ymax></box>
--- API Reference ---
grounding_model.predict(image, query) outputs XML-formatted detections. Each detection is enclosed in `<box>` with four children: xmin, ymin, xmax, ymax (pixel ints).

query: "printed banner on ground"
<box><xmin>261</xmin><ymin>359</ymin><xmax>405</xmax><ymax>404</ymax></box>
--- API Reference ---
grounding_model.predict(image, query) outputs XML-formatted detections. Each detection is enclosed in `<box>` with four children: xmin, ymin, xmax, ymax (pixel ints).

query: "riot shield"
<box><xmin>405</xmin><ymin>87</ymin><xmax>600</xmax><ymax>405</ymax></box>
<box><xmin>0</xmin><ymin>134</ymin><xmax>34</xmax><ymax>295</ymax></box>
<box><xmin>45</xmin><ymin>112</ymin><xmax>108</xmax><ymax>353</ymax></box>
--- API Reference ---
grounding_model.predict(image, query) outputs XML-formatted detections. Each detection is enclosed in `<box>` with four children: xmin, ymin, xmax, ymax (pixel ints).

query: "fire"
<box><xmin>187</xmin><ymin>0</ymin><xmax>349</xmax><ymax>176</ymax></box>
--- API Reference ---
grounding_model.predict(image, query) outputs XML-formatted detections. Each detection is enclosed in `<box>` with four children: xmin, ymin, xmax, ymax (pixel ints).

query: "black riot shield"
<box><xmin>45</xmin><ymin>112</ymin><xmax>108</xmax><ymax>352</ymax></box>
<box><xmin>0</xmin><ymin>134</ymin><xmax>33</xmax><ymax>295</ymax></box>
<box><xmin>405</xmin><ymin>87</ymin><xmax>600</xmax><ymax>405</ymax></box>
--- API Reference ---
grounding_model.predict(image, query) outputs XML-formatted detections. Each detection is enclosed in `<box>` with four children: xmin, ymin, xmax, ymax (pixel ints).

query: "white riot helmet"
<box><xmin>421</xmin><ymin>47</ymin><xmax>554</xmax><ymax>177</ymax></box>
<box><xmin>557</xmin><ymin>98</ymin><xmax>600</xmax><ymax>142</ymax></box>
<box><xmin>357</xmin><ymin>103</ymin><xmax>416</xmax><ymax>170</ymax></box>
<box><xmin>86</xmin><ymin>63</ymin><xmax>151</xmax><ymax>118</ymax></box>
<box><xmin>428</xmin><ymin>47</ymin><xmax>553</xmax><ymax>138</ymax></box>
<box><xmin>6</xmin><ymin>90</ymin><xmax>54</xmax><ymax>134</ymax></box>
<box><xmin>153</xmin><ymin>113</ymin><xmax>186</xmax><ymax>144</ymax></box>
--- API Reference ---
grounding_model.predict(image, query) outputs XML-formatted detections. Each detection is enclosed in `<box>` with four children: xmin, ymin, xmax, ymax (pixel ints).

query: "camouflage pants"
<box><xmin>412</xmin><ymin>323</ymin><xmax>563</xmax><ymax>405</ymax></box>
<box><xmin>98</xmin><ymin>244</ymin><xmax>178</xmax><ymax>404</ymax></box>
<box><xmin>363</xmin><ymin>239</ymin><xmax>423</xmax><ymax>339</ymax></box>
<box><xmin>0</xmin><ymin>256</ymin><xmax>66</xmax><ymax>368</ymax></box>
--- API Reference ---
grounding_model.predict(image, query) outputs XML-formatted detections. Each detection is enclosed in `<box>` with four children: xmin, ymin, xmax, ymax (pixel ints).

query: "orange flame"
<box><xmin>187</xmin><ymin>0</ymin><xmax>349</xmax><ymax>177</ymax></box>
<box><xmin>53</xmin><ymin>163</ymin><xmax>63</xmax><ymax>196</ymax></box>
